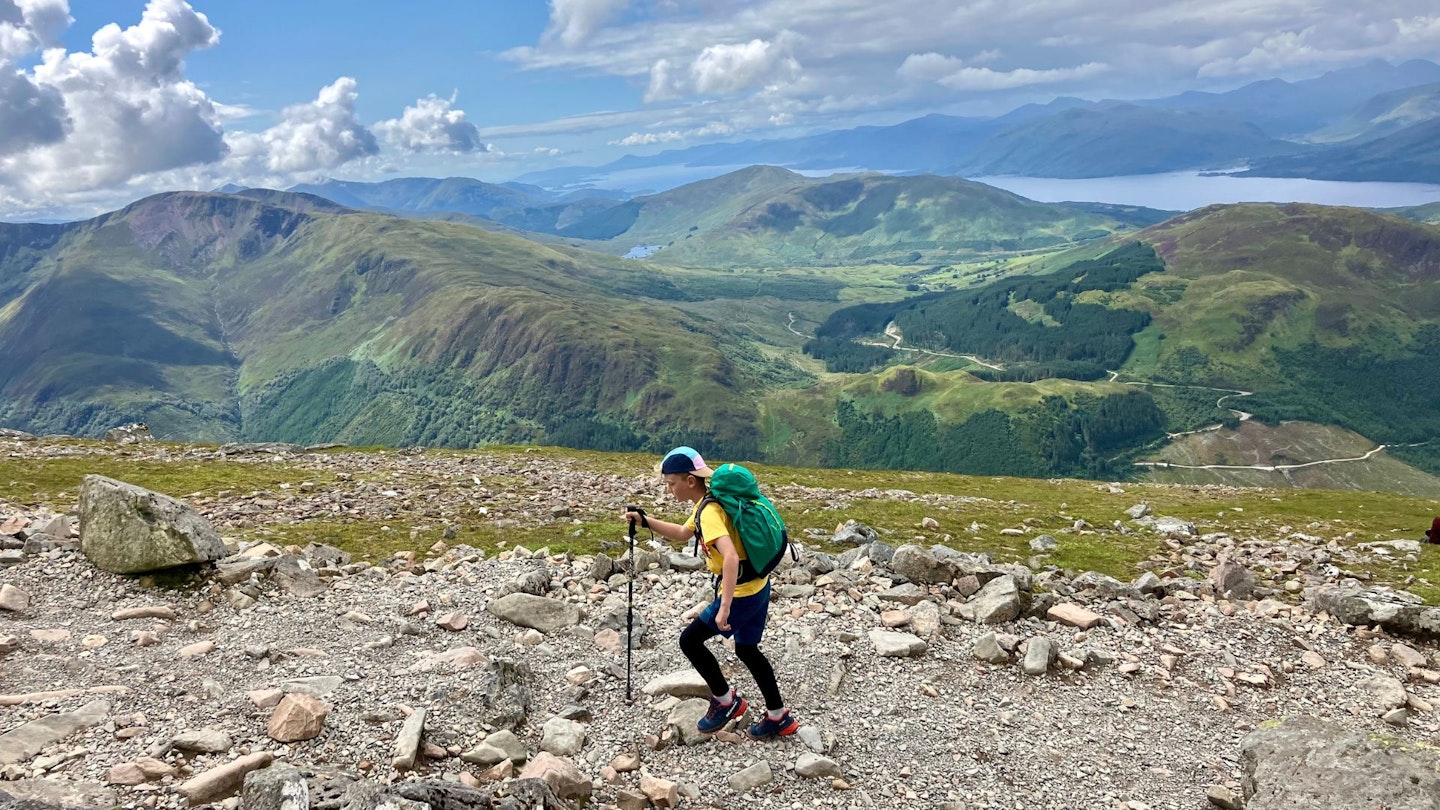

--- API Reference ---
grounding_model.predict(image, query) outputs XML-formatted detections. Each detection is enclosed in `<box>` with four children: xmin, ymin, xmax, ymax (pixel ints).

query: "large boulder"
<box><xmin>969</xmin><ymin>575</ymin><xmax>1029</xmax><ymax>625</ymax></box>
<box><xmin>1308</xmin><ymin>586</ymin><xmax>1440</xmax><ymax>639</ymax></box>
<box><xmin>78</xmin><ymin>476</ymin><xmax>225</xmax><ymax>574</ymax></box>
<box><xmin>1241</xmin><ymin>716</ymin><xmax>1440</xmax><ymax>809</ymax></box>
<box><xmin>889</xmin><ymin>545</ymin><xmax>962</xmax><ymax>585</ymax></box>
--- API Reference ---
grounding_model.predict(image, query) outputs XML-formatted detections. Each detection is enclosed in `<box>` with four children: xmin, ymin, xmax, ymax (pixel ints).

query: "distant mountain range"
<box><xmin>511</xmin><ymin>59</ymin><xmax>1440</xmax><ymax>189</ymax></box>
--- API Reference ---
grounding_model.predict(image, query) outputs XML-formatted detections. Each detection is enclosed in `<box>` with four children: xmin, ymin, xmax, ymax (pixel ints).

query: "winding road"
<box><xmin>860</xmin><ymin>322</ymin><xmax>1006</xmax><ymax>370</ymax></box>
<box><xmin>1133</xmin><ymin>444</ymin><xmax>1393</xmax><ymax>472</ymax></box>
<box><xmin>1106</xmin><ymin>372</ymin><xmax>1253</xmax><ymax>438</ymax></box>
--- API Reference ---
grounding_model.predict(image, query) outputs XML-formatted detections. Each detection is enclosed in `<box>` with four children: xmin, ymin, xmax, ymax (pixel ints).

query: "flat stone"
<box><xmin>392</xmin><ymin>708</ymin><xmax>426</xmax><ymax>771</ymax></box>
<box><xmin>435</xmin><ymin>611</ymin><xmax>469</xmax><ymax>631</ymax></box>
<box><xmin>172</xmin><ymin>728</ymin><xmax>232</xmax><ymax>754</ymax></box>
<box><xmin>178</xmin><ymin>640</ymin><xmax>215</xmax><ymax>657</ymax></box>
<box><xmin>461</xmin><ymin>729</ymin><xmax>527</xmax><ymax>766</ymax></box>
<box><xmin>1047</xmin><ymin>603</ymin><xmax>1106</xmax><ymax>630</ymax></box>
<box><xmin>111</xmin><ymin>606</ymin><xmax>176</xmax><ymax>621</ymax></box>
<box><xmin>409</xmin><ymin>646</ymin><xmax>485</xmax><ymax>672</ymax></box>
<box><xmin>868</xmin><ymin>629</ymin><xmax>927</xmax><ymax>658</ymax></box>
<box><xmin>487</xmin><ymin>592</ymin><xmax>583</xmax><ymax>634</ymax></box>
<box><xmin>0</xmin><ymin>779</ymin><xmax>115</xmax><ymax>809</ymax></box>
<box><xmin>643</xmin><ymin>669</ymin><xmax>711</xmax><ymax>698</ymax></box>
<box><xmin>281</xmin><ymin>676</ymin><xmax>345</xmax><ymax>697</ymax></box>
<box><xmin>177</xmin><ymin>751</ymin><xmax>274</xmax><ymax>805</ymax></box>
<box><xmin>729</xmin><ymin>760</ymin><xmax>774</xmax><ymax>792</ymax></box>
<box><xmin>795</xmin><ymin>753</ymin><xmax>844</xmax><ymax>779</ymax></box>
<box><xmin>0</xmin><ymin>584</ymin><xmax>29</xmax><ymax>612</ymax></box>
<box><xmin>0</xmin><ymin>700</ymin><xmax>111</xmax><ymax>765</ymax></box>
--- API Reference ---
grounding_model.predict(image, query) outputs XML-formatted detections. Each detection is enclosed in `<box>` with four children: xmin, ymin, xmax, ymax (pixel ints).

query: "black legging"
<box><xmin>679</xmin><ymin>617</ymin><xmax>784</xmax><ymax>710</ymax></box>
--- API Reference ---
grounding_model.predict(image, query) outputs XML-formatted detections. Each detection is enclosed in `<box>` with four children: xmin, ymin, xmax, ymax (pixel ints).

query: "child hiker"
<box><xmin>623</xmin><ymin>446</ymin><xmax>798</xmax><ymax>739</ymax></box>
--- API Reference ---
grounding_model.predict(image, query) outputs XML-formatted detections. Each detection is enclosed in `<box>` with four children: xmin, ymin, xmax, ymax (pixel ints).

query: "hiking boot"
<box><xmin>698</xmin><ymin>693</ymin><xmax>748</xmax><ymax>733</ymax></box>
<box><xmin>747</xmin><ymin>709</ymin><xmax>799</xmax><ymax>740</ymax></box>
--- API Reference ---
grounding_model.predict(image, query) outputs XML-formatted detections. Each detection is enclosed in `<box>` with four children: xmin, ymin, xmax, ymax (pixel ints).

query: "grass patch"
<box><xmin>5</xmin><ymin>442</ymin><xmax>1440</xmax><ymax>601</ymax></box>
<box><xmin>0</xmin><ymin>445</ymin><xmax>324</xmax><ymax>507</ymax></box>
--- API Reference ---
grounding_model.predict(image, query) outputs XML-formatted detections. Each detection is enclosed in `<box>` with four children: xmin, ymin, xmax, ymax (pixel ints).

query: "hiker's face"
<box><xmin>663</xmin><ymin>472</ymin><xmax>704</xmax><ymax>502</ymax></box>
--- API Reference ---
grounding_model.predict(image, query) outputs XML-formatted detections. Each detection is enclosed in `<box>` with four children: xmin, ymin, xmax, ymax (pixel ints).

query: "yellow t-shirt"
<box><xmin>683</xmin><ymin>500</ymin><xmax>768</xmax><ymax>598</ymax></box>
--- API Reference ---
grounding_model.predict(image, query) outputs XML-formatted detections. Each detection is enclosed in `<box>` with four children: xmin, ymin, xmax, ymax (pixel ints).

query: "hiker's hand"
<box><xmin>716</xmin><ymin>603</ymin><xmax>731</xmax><ymax>632</ymax></box>
<box><xmin>623</xmin><ymin>509</ymin><xmax>647</xmax><ymax>528</ymax></box>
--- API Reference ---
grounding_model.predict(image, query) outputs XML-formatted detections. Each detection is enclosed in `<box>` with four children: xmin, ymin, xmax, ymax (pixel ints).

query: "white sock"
<box><xmin>766</xmin><ymin>707</ymin><xmax>787</xmax><ymax>721</ymax></box>
<box><xmin>714</xmin><ymin>689</ymin><xmax>735</xmax><ymax>707</ymax></box>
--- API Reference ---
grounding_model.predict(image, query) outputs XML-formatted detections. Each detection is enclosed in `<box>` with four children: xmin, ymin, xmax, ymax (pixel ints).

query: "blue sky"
<box><xmin>2</xmin><ymin>0</ymin><xmax>1439</xmax><ymax>219</ymax></box>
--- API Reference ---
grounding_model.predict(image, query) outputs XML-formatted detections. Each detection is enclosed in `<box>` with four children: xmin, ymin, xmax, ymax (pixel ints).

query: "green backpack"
<box><xmin>694</xmin><ymin>462</ymin><xmax>796</xmax><ymax>584</ymax></box>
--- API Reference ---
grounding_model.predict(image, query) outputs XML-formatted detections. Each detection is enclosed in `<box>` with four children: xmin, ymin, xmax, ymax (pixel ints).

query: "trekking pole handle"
<box><xmin>625</xmin><ymin>506</ymin><xmax>647</xmax><ymax>537</ymax></box>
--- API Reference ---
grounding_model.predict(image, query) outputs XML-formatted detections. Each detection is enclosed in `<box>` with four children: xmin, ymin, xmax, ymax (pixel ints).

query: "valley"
<box><xmin>2</xmin><ymin>166</ymin><xmax>1440</xmax><ymax>500</ymax></box>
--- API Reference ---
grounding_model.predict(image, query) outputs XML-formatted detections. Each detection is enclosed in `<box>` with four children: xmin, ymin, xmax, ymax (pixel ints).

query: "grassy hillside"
<box><xmin>0</xmin><ymin>191</ymin><xmax>801</xmax><ymax>455</ymax></box>
<box><xmin>783</xmin><ymin>206</ymin><xmax>1440</xmax><ymax>489</ymax></box>
<box><xmin>566</xmin><ymin>166</ymin><xmax>1146</xmax><ymax>268</ymax></box>
<box><xmin>1382</xmin><ymin>202</ymin><xmax>1440</xmax><ymax>225</ymax></box>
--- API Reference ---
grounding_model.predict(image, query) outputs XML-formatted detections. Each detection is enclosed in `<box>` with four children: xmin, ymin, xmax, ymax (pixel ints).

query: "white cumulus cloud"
<box><xmin>0</xmin><ymin>0</ymin><xmax>69</xmax><ymax>59</ymax></box>
<box><xmin>646</xmin><ymin>37</ymin><xmax>802</xmax><ymax>102</ymax></box>
<box><xmin>225</xmin><ymin>77</ymin><xmax>378</xmax><ymax>175</ymax></box>
<box><xmin>374</xmin><ymin>94</ymin><xmax>488</xmax><ymax>154</ymax></box>
<box><xmin>1</xmin><ymin>0</ymin><xmax>225</xmax><ymax>194</ymax></box>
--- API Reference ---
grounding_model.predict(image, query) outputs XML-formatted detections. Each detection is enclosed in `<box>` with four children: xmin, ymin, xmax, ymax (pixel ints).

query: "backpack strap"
<box><xmin>692</xmin><ymin>495</ymin><xmax>716</xmax><ymax>558</ymax></box>
<box><xmin>692</xmin><ymin>495</ymin><xmax>762</xmax><ymax>586</ymax></box>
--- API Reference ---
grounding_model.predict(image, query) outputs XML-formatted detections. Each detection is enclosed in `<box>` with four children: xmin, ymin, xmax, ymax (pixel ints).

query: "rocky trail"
<box><xmin>2</xmin><ymin>433</ymin><xmax>1440</xmax><ymax>810</ymax></box>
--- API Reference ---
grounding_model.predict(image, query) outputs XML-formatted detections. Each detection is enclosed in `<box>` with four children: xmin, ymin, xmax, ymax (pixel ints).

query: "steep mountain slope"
<box><xmin>1307</xmin><ymin>82</ymin><xmax>1440</xmax><ymax>144</ymax></box>
<box><xmin>1236</xmin><ymin>118</ymin><xmax>1440</xmax><ymax>183</ymax></box>
<box><xmin>0</xmin><ymin>191</ymin><xmax>787</xmax><ymax>453</ymax></box>
<box><xmin>1126</xmin><ymin>204</ymin><xmax>1440</xmax><ymax>447</ymax></box>
<box><xmin>954</xmin><ymin>105</ymin><xmax>1302</xmax><ymax>178</ymax></box>
<box><xmin>564</xmin><ymin>166</ymin><xmax>1147</xmax><ymax>267</ymax></box>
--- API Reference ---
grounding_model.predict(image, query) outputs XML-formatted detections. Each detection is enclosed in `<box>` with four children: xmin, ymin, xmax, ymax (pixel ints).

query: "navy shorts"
<box><xmin>698</xmin><ymin>581</ymin><xmax>773</xmax><ymax>645</ymax></box>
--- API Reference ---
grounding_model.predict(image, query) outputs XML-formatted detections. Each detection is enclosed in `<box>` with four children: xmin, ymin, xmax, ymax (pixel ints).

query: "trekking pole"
<box><xmin>625</xmin><ymin>505</ymin><xmax>639</xmax><ymax>702</ymax></box>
